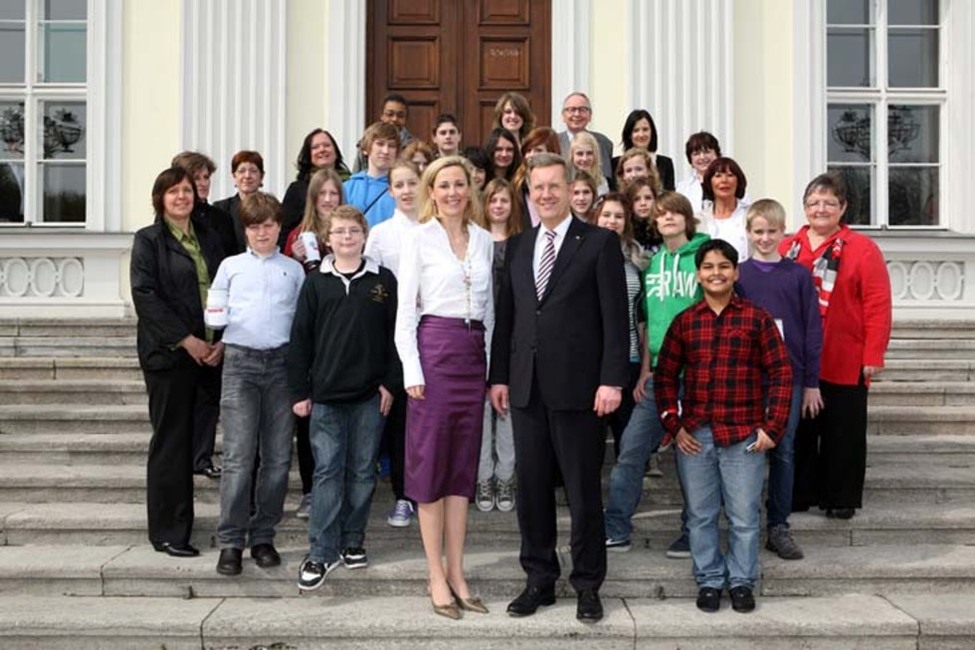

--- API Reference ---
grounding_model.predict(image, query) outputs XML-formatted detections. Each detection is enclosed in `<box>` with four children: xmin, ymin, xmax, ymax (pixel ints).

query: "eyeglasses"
<box><xmin>329</xmin><ymin>228</ymin><xmax>364</xmax><ymax>237</ymax></box>
<box><xmin>804</xmin><ymin>200</ymin><xmax>841</xmax><ymax>209</ymax></box>
<box><xmin>563</xmin><ymin>106</ymin><xmax>591</xmax><ymax>115</ymax></box>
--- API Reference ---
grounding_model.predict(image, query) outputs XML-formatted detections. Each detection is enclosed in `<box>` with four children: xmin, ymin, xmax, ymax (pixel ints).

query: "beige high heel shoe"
<box><xmin>449</xmin><ymin>583</ymin><xmax>489</xmax><ymax>614</ymax></box>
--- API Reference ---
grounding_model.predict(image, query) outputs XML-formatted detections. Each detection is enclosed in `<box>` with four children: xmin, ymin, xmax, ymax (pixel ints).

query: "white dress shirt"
<box><xmin>532</xmin><ymin>213</ymin><xmax>573</xmax><ymax>279</ymax></box>
<box><xmin>206</xmin><ymin>249</ymin><xmax>305</xmax><ymax>349</ymax></box>
<box><xmin>395</xmin><ymin>219</ymin><xmax>495</xmax><ymax>388</ymax></box>
<box><xmin>364</xmin><ymin>209</ymin><xmax>418</xmax><ymax>277</ymax></box>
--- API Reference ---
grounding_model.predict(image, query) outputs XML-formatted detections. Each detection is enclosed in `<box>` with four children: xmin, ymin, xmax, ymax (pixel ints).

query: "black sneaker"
<box><xmin>297</xmin><ymin>557</ymin><xmax>338</xmax><ymax>591</ymax></box>
<box><xmin>696</xmin><ymin>587</ymin><xmax>721</xmax><ymax>612</ymax></box>
<box><xmin>729</xmin><ymin>585</ymin><xmax>756</xmax><ymax>613</ymax></box>
<box><xmin>340</xmin><ymin>546</ymin><xmax>368</xmax><ymax>569</ymax></box>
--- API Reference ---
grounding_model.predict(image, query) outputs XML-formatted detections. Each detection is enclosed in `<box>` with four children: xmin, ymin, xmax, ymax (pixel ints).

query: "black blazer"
<box><xmin>194</xmin><ymin>201</ymin><xmax>238</xmax><ymax>258</ymax></box>
<box><xmin>130</xmin><ymin>214</ymin><xmax>225</xmax><ymax>371</ymax></box>
<box><xmin>489</xmin><ymin>217</ymin><xmax>630</xmax><ymax>411</ymax></box>
<box><xmin>212</xmin><ymin>194</ymin><xmax>246</xmax><ymax>254</ymax></box>
<box><xmin>281</xmin><ymin>179</ymin><xmax>308</xmax><ymax>248</ymax></box>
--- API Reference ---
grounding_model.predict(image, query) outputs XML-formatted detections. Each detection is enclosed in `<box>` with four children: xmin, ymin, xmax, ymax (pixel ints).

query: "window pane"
<box><xmin>41</xmin><ymin>100</ymin><xmax>86</xmax><ymax>160</ymax></box>
<box><xmin>43</xmin><ymin>0</ymin><xmax>86</xmax><ymax>21</ymax></box>
<box><xmin>41</xmin><ymin>163</ymin><xmax>85</xmax><ymax>222</ymax></box>
<box><xmin>889</xmin><ymin>0</ymin><xmax>938</xmax><ymax>26</ymax></box>
<box><xmin>1</xmin><ymin>101</ymin><xmax>25</xmax><ymax>158</ymax></box>
<box><xmin>888</xmin><ymin>29</ymin><xmax>938</xmax><ymax>87</ymax></box>
<box><xmin>0</xmin><ymin>3</ymin><xmax>25</xmax><ymax>20</ymax></box>
<box><xmin>828</xmin><ymin>104</ymin><xmax>873</xmax><ymax>163</ymax></box>
<box><xmin>828</xmin><ymin>165</ymin><xmax>873</xmax><ymax>226</ymax></box>
<box><xmin>40</xmin><ymin>22</ymin><xmax>86</xmax><ymax>82</ymax></box>
<box><xmin>0</xmin><ymin>24</ymin><xmax>26</xmax><ymax>83</ymax></box>
<box><xmin>827</xmin><ymin>28</ymin><xmax>874</xmax><ymax>87</ymax></box>
<box><xmin>888</xmin><ymin>167</ymin><xmax>939</xmax><ymax>226</ymax></box>
<box><xmin>827</xmin><ymin>0</ymin><xmax>871</xmax><ymax>24</ymax></box>
<box><xmin>0</xmin><ymin>163</ymin><xmax>25</xmax><ymax>223</ymax></box>
<box><xmin>889</xmin><ymin>105</ymin><xmax>939</xmax><ymax>163</ymax></box>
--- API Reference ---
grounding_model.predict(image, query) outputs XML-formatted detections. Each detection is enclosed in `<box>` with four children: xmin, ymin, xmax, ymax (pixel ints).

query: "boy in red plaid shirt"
<box><xmin>654</xmin><ymin>239</ymin><xmax>792</xmax><ymax>614</ymax></box>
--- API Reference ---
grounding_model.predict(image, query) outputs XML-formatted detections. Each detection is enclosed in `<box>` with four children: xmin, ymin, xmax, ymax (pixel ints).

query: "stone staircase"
<box><xmin>1</xmin><ymin>318</ymin><xmax>974</xmax><ymax>648</ymax></box>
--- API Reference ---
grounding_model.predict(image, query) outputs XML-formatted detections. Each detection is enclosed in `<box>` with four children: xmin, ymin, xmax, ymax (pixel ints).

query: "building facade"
<box><xmin>1</xmin><ymin>0</ymin><xmax>971</xmax><ymax>318</ymax></box>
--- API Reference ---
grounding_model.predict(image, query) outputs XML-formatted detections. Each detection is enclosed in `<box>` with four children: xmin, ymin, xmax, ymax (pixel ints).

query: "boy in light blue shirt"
<box><xmin>205</xmin><ymin>192</ymin><xmax>305</xmax><ymax>577</ymax></box>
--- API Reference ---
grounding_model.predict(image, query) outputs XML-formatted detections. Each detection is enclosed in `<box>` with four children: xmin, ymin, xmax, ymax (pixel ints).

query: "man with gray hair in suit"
<box><xmin>557</xmin><ymin>92</ymin><xmax>615</xmax><ymax>185</ymax></box>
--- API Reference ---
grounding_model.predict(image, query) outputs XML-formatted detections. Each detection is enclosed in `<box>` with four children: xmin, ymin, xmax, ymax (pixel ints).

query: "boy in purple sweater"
<box><xmin>738</xmin><ymin>199</ymin><xmax>823</xmax><ymax>560</ymax></box>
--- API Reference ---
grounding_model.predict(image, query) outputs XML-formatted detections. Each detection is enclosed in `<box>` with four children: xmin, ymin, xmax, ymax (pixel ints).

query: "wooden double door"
<box><xmin>367</xmin><ymin>0</ymin><xmax>552</xmax><ymax>149</ymax></box>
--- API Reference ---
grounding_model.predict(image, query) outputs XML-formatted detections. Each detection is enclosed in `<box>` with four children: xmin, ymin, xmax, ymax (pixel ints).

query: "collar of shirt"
<box><xmin>164</xmin><ymin>217</ymin><xmax>196</xmax><ymax>244</ymax></box>
<box><xmin>533</xmin><ymin>214</ymin><xmax>573</xmax><ymax>275</ymax></box>
<box><xmin>246</xmin><ymin>247</ymin><xmax>281</xmax><ymax>260</ymax></box>
<box><xmin>690</xmin><ymin>293</ymin><xmax>745</xmax><ymax>316</ymax></box>
<box><xmin>320</xmin><ymin>254</ymin><xmax>379</xmax><ymax>279</ymax></box>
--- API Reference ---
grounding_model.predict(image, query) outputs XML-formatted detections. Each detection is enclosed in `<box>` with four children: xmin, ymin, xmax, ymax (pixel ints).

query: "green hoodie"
<box><xmin>643</xmin><ymin>232</ymin><xmax>710</xmax><ymax>367</ymax></box>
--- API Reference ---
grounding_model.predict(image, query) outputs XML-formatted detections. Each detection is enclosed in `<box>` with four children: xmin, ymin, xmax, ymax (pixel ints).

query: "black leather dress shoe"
<box><xmin>506</xmin><ymin>585</ymin><xmax>556</xmax><ymax>617</ymax></box>
<box><xmin>151</xmin><ymin>541</ymin><xmax>200</xmax><ymax>557</ymax></box>
<box><xmin>826</xmin><ymin>508</ymin><xmax>855</xmax><ymax>520</ymax></box>
<box><xmin>251</xmin><ymin>543</ymin><xmax>281</xmax><ymax>568</ymax></box>
<box><xmin>696</xmin><ymin>587</ymin><xmax>721</xmax><ymax>612</ymax></box>
<box><xmin>576</xmin><ymin>588</ymin><xmax>603</xmax><ymax>622</ymax></box>
<box><xmin>216</xmin><ymin>548</ymin><xmax>243</xmax><ymax>575</ymax></box>
<box><xmin>194</xmin><ymin>465</ymin><xmax>222</xmax><ymax>480</ymax></box>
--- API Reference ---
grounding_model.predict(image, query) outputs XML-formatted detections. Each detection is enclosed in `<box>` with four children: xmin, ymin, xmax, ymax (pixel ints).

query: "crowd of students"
<box><xmin>129</xmin><ymin>90</ymin><xmax>892</xmax><ymax>619</ymax></box>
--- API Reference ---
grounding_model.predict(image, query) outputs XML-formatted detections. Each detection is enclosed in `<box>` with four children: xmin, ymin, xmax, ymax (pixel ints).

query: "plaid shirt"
<box><xmin>653</xmin><ymin>295</ymin><xmax>793</xmax><ymax>447</ymax></box>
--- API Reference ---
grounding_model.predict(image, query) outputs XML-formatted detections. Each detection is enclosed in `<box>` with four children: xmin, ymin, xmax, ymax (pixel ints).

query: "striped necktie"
<box><xmin>536</xmin><ymin>229</ymin><xmax>556</xmax><ymax>300</ymax></box>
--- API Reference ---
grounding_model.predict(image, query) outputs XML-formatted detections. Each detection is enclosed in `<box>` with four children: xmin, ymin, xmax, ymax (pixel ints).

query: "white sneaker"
<box><xmin>475</xmin><ymin>480</ymin><xmax>495</xmax><ymax>512</ymax></box>
<box><xmin>495</xmin><ymin>478</ymin><xmax>515</xmax><ymax>512</ymax></box>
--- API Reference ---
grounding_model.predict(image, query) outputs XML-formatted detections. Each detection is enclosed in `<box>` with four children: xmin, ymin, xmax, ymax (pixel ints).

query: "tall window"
<box><xmin>826</xmin><ymin>0</ymin><xmax>943</xmax><ymax>227</ymax></box>
<box><xmin>0</xmin><ymin>0</ymin><xmax>87</xmax><ymax>225</ymax></box>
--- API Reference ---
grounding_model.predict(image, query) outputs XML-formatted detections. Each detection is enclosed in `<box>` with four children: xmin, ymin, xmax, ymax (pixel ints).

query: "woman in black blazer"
<box><xmin>130</xmin><ymin>166</ymin><xmax>226</xmax><ymax>557</ymax></box>
<box><xmin>613</xmin><ymin>109</ymin><xmax>675</xmax><ymax>191</ymax></box>
<box><xmin>213</xmin><ymin>150</ymin><xmax>266</xmax><ymax>254</ymax></box>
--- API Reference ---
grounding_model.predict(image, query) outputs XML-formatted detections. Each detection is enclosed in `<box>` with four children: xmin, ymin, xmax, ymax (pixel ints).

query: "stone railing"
<box><xmin>876</xmin><ymin>233</ymin><xmax>975</xmax><ymax>321</ymax></box>
<box><xmin>0</xmin><ymin>231</ymin><xmax>131</xmax><ymax>318</ymax></box>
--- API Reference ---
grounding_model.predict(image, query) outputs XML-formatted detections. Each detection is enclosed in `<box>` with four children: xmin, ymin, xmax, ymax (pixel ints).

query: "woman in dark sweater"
<box><xmin>280</xmin><ymin>129</ymin><xmax>351</xmax><ymax>247</ymax></box>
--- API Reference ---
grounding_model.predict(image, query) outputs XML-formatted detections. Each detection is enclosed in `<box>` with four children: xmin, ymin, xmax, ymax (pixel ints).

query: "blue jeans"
<box><xmin>216</xmin><ymin>345</ymin><xmax>294</xmax><ymax>549</ymax></box>
<box><xmin>308</xmin><ymin>396</ymin><xmax>385</xmax><ymax>564</ymax></box>
<box><xmin>604</xmin><ymin>377</ymin><xmax>688</xmax><ymax>542</ymax></box>
<box><xmin>766</xmin><ymin>384</ymin><xmax>802</xmax><ymax>528</ymax></box>
<box><xmin>677</xmin><ymin>425</ymin><xmax>766</xmax><ymax>590</ymax></box>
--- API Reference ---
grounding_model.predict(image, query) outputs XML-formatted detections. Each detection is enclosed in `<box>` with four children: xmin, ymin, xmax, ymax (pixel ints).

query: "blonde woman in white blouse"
<box><xmin>395</xmin><ymin>155</ymin><xmax>495</xmax><ymax>619</ymax></box>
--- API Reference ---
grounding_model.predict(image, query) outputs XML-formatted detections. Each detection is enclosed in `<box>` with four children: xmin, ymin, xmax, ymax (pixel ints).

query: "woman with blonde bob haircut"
<box><xmin>395</xmin><ymin>155</ymin><xmax>495</xmax><ymax>620</ymax></box>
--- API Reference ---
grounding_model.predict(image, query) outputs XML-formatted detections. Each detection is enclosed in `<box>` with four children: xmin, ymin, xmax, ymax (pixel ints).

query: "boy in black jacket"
<box><xmin>287</xmin><ymin>205</ymin><xmax>402</xmax><ymax>590</ymax></box>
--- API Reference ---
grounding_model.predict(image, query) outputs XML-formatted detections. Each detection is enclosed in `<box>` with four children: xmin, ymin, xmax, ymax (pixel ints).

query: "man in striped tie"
<box><xmin>490</xmin><ymin>152</ymin><xmax>629</xmax><ymax>623</ymax></box>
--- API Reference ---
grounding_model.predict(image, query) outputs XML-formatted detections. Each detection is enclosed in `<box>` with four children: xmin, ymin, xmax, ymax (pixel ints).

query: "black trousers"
<box><xmin>605</xmin><ymin>362</ymin><xmax>642</xmax><ymax>459</ymax></box>
<box><xmin>144</xmin><ymin>360</ymin><xmax>209</xmax><ymax>545</ymax></box>
<box><xmin>381</xmin><ymin>388</ymin><xmax>408</xmax><ymax>501</ymax></box>
<box><xmin>295</xmin><ymin>415</ymin><xmax>313</xmax><ymax>495</ymax></box>
<box><xmin>511</xmin><ymin>376</ymin><xmax>607</xmax><ymax>592</ymax></box>
<box><xmin>793</xmin><ymin>376</ymin><xmax>869</xmax><ymax>511</ymax></box>
<box><xmin>191</xmin><ymin>363</ymin><xmax>221</xmax><ymax>472</ymax></box>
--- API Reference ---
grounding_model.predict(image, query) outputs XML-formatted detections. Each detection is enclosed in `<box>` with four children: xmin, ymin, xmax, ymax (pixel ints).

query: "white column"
<box><xmin>627</xmin><ymin>0</ymin><xmax>736</xmax><ymax>172</ymax></box>
<box><xmin>180</xmin><ymin>0</ymin><xmax>288</xmax><ymax>200</ymax></box>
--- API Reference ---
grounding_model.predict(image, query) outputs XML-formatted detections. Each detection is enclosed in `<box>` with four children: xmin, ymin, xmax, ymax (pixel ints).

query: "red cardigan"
<box><xmin>780</xmin><ymin>225</ymin><xmax>892</xmax><ymax>386</ymax></box>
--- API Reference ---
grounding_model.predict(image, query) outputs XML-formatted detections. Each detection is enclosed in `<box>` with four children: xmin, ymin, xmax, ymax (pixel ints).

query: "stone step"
<box><xmin>2</xmin><ymin>593</ymin><xmax>964</xmax><ymax>650</ymax></box>
<box><xmin>891</xmin><ymin>319</ymin><xmax>975</xmax><ymax>339</ymax></box>
<box><xmin>4</xmin><ymin>403</ymin><xmax>975</xmax><ymax>437</ymax></box>
<box><xmin>885</xmin><ymin>339</ymin><xmax>975</xmax><ymax>360</ymax></box>
<box><xmin>868</xmin><ymin>381</ymin><xmax>975</xmax><ymax>406</ymax></box>
<box><xmin>0</xmin><ymin>433</ymin><xmax>154</xmax><ymax>465</ymax></box>
<box><xmin>3</xmin><ymin>494</ymin><xmax>972</xmax><ymax>550</ymax></box>
<box><xmin>875</xmin><ymin>359</ymin><xmax>975</xmax><ymax>382</ymax></box>
<box><xmin>0</xmin><ymin>380</ymin><xmax>146</xmax><ymax>406</ymax></box>
<box><xmin>0</xmin><ymin>318</ymin><xmax>137</xmax><ymax>339</ymax></box>
<box><xmin>0</xmin><ymin>541</ymin><xmax>973</xmax><ymax>601</ymax></box>
<box><xmin>0</xmin><ymin>357</ymin><xmax>142</xmax><ymax>381</ymax></box>
<box><xmin>869</xmin><ymin>434</ymin><xmax>975</xmax><ymax>462</ymax></box>
<box><xmin>868</xmin><ymin>405</ymin><xmax>975</xmax><ymax>435</ymax></box>
<box><xmin>0</xmin><ymin>336</ymin><xmax>135</xmax><ymax>358</ymax></box>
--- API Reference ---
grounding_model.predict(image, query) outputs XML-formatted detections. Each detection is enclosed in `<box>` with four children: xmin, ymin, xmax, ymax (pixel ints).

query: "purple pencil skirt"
<box><xmin>405</xmin><ymin>315</ymin><xmax>487</xmax><ymax>503</ymax></box>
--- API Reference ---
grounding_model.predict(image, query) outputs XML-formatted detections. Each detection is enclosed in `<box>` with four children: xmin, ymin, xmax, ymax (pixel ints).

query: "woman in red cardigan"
<box><xmin>781</xmin><ymin>172</ymin><xmax>892</xmax><ymax>520</ymax></box>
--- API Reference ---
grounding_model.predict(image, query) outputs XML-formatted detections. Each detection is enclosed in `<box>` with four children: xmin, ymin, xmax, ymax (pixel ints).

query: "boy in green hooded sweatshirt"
<box><xmin>604</xmin><ymin>191</ymin><xmax>709</xmax><ymax>556</ymax></box>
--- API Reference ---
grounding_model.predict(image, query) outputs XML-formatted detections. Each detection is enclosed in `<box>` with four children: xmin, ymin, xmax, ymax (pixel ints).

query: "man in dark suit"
<box><xmin>489</xmin><ymin>153</ymin><xmax>629</xmax><ymax>623</ymax></box>
<box><xmin>557</xmin><ymin>92</ymin><xmax>615</xmax><ymax>184</ymax></box>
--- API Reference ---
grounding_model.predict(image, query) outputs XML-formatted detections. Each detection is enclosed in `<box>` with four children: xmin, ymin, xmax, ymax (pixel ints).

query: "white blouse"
<box><xmin>394</xmin><ymin>218</ymin><xmax>495</xmax><ymax>388</ymax></box>
<box><xmin>698</xmin><ymin>199</ymin><xmax>752</xmax><ymax>262</ymax></box>
<box><xmin>364</xmin><ymin>209</ymin><xmax>418</xmax><ymax>277</ymax></box>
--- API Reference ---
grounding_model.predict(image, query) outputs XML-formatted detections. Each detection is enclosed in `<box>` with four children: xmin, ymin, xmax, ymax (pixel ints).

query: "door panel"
<box><xmin>368</xmin><ymin>0</ymin><xmax>550</xmax><ymax>151</ymax></box>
